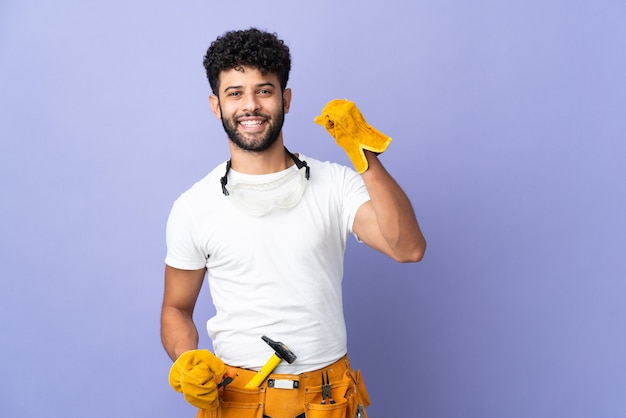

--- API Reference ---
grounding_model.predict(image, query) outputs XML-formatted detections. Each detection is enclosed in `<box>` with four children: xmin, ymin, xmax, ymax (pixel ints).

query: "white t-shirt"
<box><xmin>165</xmin><ymin>155</ymin><xmax>370</xmax><ymax>373</ymax></box>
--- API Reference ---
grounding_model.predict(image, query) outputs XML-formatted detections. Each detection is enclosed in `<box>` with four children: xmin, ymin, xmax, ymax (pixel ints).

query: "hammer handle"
<box><xmin>244</xmin><ymin>353</ymin><xmax>282</xmax><ymax>388</ymax></box>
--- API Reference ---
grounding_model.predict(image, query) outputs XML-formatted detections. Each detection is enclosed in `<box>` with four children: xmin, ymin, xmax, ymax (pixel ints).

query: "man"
<box><xmin>161</xmin><ymin>28</ymin><xmax>426</xmax><ymax>418</ymax></box>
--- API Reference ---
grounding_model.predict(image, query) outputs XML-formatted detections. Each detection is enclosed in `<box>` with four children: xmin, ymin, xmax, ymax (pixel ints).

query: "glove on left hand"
<box><xmin>315</xmin><ymin>99</ymin><xmax>391</xmax><ymax>173</ymax></box>
<box><xmin>168</xmin><ymin>349</ymin><xmax>226</xmax><ymax>410</ymax></box>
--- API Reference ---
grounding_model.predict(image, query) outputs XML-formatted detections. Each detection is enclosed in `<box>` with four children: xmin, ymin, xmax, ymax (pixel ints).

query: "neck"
<box><xmin>228</xmin><ymin>138</ymin><xmax>293</xmax><ymax>174</ymax></box>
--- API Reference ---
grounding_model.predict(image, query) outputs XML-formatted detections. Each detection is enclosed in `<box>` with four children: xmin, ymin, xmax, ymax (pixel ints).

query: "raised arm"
<box><xmin>160</xmin><ymin>265</ymin><xmax>206</xmax><ymax>361</ymax></box>
<box><xmin>352</xmin><ymin>151</ymin><xmax>426</xmax><ymax>262</ymax></box>
<box><xmin>314</xmin><ymin>99</ymin><xmax>426</xmax><ymax>263</ymax></box>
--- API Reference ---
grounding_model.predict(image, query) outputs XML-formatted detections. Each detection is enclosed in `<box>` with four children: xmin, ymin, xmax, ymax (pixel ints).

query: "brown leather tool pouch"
<box><xmin>196</xmin><ymin>385</ymin><xmax>264</xmax><ymax>418</ymax></box>
<box><xmin>304</xmin><ymin>368</ymin><xmax>370</xmax><ymax>418</ymax></box>
<box><xmin>199</xmin><ymin>355</ymin><xmax>370</xmax><ymax>418</ymax></box>
<box><xmin>346</xmin><ymin>369</ymin><xmax>370</xmax><ymax>418</ymax></box>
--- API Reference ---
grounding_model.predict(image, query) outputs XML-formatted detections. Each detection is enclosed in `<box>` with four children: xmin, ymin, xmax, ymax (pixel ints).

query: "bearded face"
<box><xmin>219</xmin><ymin>103</ymin><xmax>285</xmax><ymax>152</ymax></box>
<box><xmin>210</xmin><ymin>66</ymin><xmax>291</xmax><ymax>153</ymax></box>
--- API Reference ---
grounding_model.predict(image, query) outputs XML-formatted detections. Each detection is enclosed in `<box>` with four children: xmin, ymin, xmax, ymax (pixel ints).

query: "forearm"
<box><xmin>361</xmin><ymin>151</ymin><xmax>426</xmax><ymax>262</ymax></box>
<box><xmin>161</xmin><ymin>306</ymin><xmax>199</xmax><ymax>361</ymax></box>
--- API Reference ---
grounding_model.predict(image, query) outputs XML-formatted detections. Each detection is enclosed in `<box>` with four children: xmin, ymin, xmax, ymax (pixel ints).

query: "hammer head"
<box><xmin>262</xmin><ymin>335</ymin><xmax>297</xmax><ymax>364</ymax></box>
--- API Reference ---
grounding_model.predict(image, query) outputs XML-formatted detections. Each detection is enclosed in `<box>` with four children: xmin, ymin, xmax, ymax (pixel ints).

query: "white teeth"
<box><xmin>240</xmin><ymin>120</ymin><xmax>263</xmax><ymax>127</ymax></box>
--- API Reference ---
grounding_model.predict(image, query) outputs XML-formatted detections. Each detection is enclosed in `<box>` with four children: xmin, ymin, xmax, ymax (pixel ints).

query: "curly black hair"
<box><xmin>203</xmin><ymin>28</ymin><xmax>291</xmax><ymax>95</ymax></box>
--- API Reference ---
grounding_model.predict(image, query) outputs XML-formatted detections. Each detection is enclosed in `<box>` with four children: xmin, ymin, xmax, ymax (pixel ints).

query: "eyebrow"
<box><xmin>222</xmin><ymin>82</ymin><xmax>276</xmax><ymax>94</ymax></box>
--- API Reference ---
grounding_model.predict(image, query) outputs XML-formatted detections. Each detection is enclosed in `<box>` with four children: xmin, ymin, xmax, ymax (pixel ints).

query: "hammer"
<box><xmin>244</xmin><ymin>335</ymin><xmax>297</xmax><ymax>388</ymax></box>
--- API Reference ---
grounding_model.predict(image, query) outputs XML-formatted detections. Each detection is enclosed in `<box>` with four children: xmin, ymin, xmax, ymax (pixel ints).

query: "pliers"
<box><xmin>321</xmin><ymin>370</ymin><xmax>336</xmax><ymax>404</ymax></box>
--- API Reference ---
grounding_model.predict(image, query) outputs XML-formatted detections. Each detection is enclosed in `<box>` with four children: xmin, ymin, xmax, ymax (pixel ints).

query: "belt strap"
<box><xmin>225</xmin><ymin>354</ymin><xmax>351</xmax><ymax>389</ymax></box>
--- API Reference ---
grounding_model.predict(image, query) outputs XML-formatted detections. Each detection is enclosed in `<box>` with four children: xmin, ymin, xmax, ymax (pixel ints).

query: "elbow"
<box><xmin>394</xmin><ymin>238</ymin><xmax>426</xmax><ymax>263</ymax></box>
<box><xmin>398</xmin><ymin>249</ymin><xmax>425</xmax><ymax>263</ymax></box>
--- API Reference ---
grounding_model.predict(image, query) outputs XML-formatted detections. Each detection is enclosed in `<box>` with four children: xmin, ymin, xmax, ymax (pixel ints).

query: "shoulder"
<box><xmin>174</xmin><ymin>162</ymin><xmax>228</xmax><ymax>204</ymax></box>
<box><xmin>298</xmin><ymin>154</ymin><xmax>368</xmax><ymax>205</ymax></box>
<box><xmin>168</xmin><ymin>162</ymin><xmax>230</xmax><ymax>222</ymax></box>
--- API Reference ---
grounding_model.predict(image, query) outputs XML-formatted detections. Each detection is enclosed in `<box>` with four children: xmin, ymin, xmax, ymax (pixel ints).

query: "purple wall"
<box><xmin>1</xmin><ymin>1</ymin><xmax>625</xmax><ymax>417</ymax></box>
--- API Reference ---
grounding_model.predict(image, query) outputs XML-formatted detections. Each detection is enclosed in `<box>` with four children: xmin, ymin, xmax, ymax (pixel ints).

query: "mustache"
<box><xmin>235</xmin><ymin>111</ymin><xmax>270</xmax><ymax>120</ymax></box>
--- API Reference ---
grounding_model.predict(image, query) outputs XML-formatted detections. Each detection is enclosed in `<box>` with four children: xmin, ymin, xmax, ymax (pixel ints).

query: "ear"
<box><xmin>209</xmin><ymin>94</ymin><xmax>221</xmax><ymax>119</ymax></box>
<box><xmin>282</xmin><ymin>88</ymin><xmax>292</xmax><ymax>114</ymax></box>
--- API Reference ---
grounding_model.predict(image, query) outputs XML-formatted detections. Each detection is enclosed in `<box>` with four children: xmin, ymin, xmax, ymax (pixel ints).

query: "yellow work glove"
<box><xmin>168</xmin><ymin>349</ymin><xmax>225</xmax><ymax>410</ymax></box>
<box><xmin>314</xmin><ymin>99</ymin><xmax>392</xmax><ymax>173</ymax></box>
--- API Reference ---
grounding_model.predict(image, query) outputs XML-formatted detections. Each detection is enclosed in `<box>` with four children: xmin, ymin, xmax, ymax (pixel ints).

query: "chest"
<box><xmin>198</xmin><ymin>195</ymin><xmax>346</xmax><ymax>272</ymax></box>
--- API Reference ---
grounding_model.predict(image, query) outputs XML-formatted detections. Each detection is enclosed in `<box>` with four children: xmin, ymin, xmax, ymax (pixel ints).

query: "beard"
<box><xmin>220</xmin><ymin>104</ymin><xmax>285</xmax><ymax>152</ymax></box>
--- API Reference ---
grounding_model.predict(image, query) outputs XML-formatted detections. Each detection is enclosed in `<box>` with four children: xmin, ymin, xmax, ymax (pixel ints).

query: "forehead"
<box><xmin>218</xmin><ymin>66</ymin><xmax>280</xmax><ymax>92</ymax></box>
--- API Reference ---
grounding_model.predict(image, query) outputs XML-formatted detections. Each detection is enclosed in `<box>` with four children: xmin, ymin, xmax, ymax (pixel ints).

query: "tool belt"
<box><xmin>196</xmin><ymin>354</ymin><xmax>370</xmax><ymax>418</ymax></box>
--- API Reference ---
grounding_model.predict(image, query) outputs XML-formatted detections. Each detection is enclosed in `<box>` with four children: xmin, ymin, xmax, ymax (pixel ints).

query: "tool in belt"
<box><xmin>218</xmin><ymin>336</ymin><xmax>367</xmax><ymax>418</ymax></box>
<box><xmin>321</xmin><ymin>370</ymin><xmax>336</xmax><ymax>405</ymax></box>
<box><xmin>245</xmin><ymin>336</ymin><xmax>297</xmax><ymax>388</ymax></box>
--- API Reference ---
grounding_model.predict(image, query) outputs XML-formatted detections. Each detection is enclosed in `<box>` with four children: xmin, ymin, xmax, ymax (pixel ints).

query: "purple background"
<box><xmin>1</xmin><ymin>1</ymin><xmax>625</xmax><ymax>417</ymax></box>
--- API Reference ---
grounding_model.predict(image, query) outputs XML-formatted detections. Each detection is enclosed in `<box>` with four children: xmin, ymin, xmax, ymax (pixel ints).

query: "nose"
<box><xmin>242</xmin><ymin>93</ymin><xmax>261</xmax><ymax>114</ymax></box>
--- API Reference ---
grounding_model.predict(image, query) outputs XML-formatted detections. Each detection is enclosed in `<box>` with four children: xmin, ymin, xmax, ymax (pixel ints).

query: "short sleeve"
<box><xmin>164</xmin><ymin>197</ymin><xmax>208</xmax><ymax>270</ymax></box>
<box><xmin>337</xmin><ymin>165</ymin><xmax>370</xmax><ymax>238</ymax></box>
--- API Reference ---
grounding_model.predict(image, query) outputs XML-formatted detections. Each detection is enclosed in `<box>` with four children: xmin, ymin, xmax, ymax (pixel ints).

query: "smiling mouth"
<box><xmin>239</xmin><ymin>119</ymin><xmax>265</xmax><ymax>128</ymax></box>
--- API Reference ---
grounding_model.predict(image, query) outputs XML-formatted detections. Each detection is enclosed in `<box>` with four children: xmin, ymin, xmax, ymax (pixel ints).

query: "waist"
<box><xmin>224</xmin><ymin>354</ymin><xmax>351</xmax><ymax>389</ymax></box>
<box><xmin>211</xmin><ymin>327</ymin><xmax>348</xmax><ymax>373</ymax></box>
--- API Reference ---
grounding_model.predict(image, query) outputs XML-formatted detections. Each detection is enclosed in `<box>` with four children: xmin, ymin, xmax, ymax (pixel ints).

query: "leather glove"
<box><xmin>168</xmin><ymin>349</ymin><xmax>225</xmax><ymax>410</ymax></box>
<box><xmin>315</xmin><ymin>99</ymin><xmax>391</xmax><ymax>173</ymax></box>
